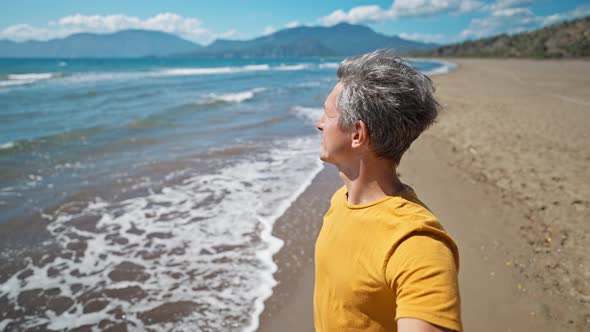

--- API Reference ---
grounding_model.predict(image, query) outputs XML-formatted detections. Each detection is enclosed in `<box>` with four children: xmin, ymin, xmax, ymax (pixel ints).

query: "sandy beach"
<box><xmin>259</xmin><ymin>59</ymin><xmax>590</xmax><ymax>332</ymax></box>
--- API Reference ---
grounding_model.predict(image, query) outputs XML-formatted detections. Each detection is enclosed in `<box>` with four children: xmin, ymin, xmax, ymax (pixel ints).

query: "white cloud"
<box><xmin>318</xmin><ymin>5</ymin><xmax>394</xmax><ymax>26</ymax></box>
<box><xmin>484</xmin><ymin>0</ymin><xmax>534</xmax><ymax>11</ymax></box>
<box><xmin>0</xmin><ymin>13</ymin><xmax>229</xmax><ymax>44</ymax></box>
<box><xmin>491</xmin><ymin>7</ymin><xmax>533</xmax><ymax>18</ymax></box>
<box><xmin>317</xmin><ymin>1</ymin><xmax>482</xmax><ymax>26</ymax></box>
<box><xmin>392</xmin><ymin>0</ymin><xmax>483</xmax><ymax>17</ymax></box>
<box><xmin>539</xmin><ymin>4</ymin><xmax>590</xmax><ymax>27</ymax></box>
<box><xmin>262</xmin><ymin>25</ymin><xmax>276</xmax><ymax>36</ymax></box>
<box><xmin>460</xmin><ymin>8</ymin><xmax>536</xmax><ymax>39</ymax></box>
<box><xmin>460</xmin><ymin>4</ymin><xmax>590</xmax><ymax>40</ymax></box>
<box><xmin>57</xmin><ymin>13</ymin><xmax>211</xmax><ymax>41</ymax></box>
<box><xmin>285</xmin><ymin>21</ymin><xmax>300</xmax><ymax>29</ymax></box>
<box><xmin>457</xmin><ymin>0</ymin><xmax>484</xmax><ymax>14</ymax></box>
<box><xmin>399</xmin><ymin>32</ymin><xmax>448</xmax><ymax>44</ymax></box>
<box><xmin>0</xmin><ymin>23</ymin><xmax>83</xmax><ymax>41</ymax></box>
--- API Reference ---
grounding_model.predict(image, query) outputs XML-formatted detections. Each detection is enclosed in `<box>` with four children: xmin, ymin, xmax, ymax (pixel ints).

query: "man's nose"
<box><xmin>316</xmin><ymin>117</ymin><xmax>324</xmax><ymax>131</ymax></box>
<box><xmin>316</xmin><ymin>122</ymin><xmax>324</xmax><ymax>132</ymax></box>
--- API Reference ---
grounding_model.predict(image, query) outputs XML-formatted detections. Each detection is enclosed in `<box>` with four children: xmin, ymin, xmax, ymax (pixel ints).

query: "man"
<box><xmin>314</xmin><ymin>50</ymin><xmax>462</xmax><ymax>332</ymax></box>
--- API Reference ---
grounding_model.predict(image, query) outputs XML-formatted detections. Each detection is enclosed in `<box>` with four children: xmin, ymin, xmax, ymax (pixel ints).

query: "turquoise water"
<box><xmin>0</xmin><ymin>57</ymin><xmax>453</xmax><ymax>331</ymax></box>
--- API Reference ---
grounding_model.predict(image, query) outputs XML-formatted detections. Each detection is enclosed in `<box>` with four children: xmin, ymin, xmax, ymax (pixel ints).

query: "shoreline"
<box><xmin>258</xmin><ymin>58</ymin><xmax>590</xmax><ymax>331</ymax></box>
<box><xmin>244</xmin><ymin>158</ymin><xmax>325</xmax><ymax>332</ymax></box>
<box><xmin>257</xmin><ymin>164</ymin><xmax>341</xmax><ymax>331</ymax></box>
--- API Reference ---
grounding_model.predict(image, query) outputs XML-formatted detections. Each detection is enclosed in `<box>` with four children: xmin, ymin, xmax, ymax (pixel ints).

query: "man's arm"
<box><xmin>398</xmin><ymin>318</ymin><xmax>454</xmax><ymax>332</ymax></box>
<box><xmin>386</xmin><ymin>234</ymin><xmax>462</xmax><ymax>332</ymax></box>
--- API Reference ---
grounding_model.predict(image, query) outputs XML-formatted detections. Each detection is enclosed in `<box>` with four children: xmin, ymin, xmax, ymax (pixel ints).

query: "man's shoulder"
<box><xmin>391</xmin><ymin>187</ymin><xmax>442</xmax><ymax>226</ymax></box>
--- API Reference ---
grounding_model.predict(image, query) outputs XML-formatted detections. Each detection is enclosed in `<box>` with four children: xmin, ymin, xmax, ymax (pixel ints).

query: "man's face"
<box><xmin>316</xmin><ymin>83</ymin><xmax>353</xmax><ymax>165</ymax></box>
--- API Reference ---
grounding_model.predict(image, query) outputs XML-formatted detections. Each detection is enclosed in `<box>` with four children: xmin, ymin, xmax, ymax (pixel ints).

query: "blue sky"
<box><xmin>1</xmin><ymin>0</ymin><xmax>588</xmax><ymax>45</ymax></box>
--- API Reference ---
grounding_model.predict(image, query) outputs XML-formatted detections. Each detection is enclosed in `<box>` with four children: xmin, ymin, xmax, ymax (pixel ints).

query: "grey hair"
<box><xmin>336</xmin><ymin>49</ymin><xmax>440</xmax><ymax>164</ymax></box>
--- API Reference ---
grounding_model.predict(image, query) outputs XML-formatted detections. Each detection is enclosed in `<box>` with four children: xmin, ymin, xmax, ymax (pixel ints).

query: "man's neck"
<box><xmin>338</xmin><ymin>156</ymin><xmax>403</xmax><ymax>205</ymax></box>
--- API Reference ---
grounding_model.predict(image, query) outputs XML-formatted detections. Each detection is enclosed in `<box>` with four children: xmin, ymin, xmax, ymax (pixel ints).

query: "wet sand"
<box><xmin>259</xmin><ymin>59</ymin><xmax>590</xmax><ymax>332</ymax></box>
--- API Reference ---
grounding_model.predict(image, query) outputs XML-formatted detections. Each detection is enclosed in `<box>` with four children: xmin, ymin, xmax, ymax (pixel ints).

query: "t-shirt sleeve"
<box><xmin>385</xmin><ymin>234</ymin><xmax>462</xmax><ymax>332</ymax></box>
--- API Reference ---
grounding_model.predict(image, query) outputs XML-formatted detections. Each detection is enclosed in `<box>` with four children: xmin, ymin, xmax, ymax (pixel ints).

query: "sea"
<box><xmin>0</xmin><ymin>57</ymin><xmax>455</xmax><ymax>331</ymax></box>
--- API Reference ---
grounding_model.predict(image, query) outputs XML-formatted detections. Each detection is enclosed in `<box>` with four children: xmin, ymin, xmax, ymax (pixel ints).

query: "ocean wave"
<box><xmin>206</xmin><ymin>144</ymin><xmax>260</xmax><ymax>157</ymax></box>
<box><xmin>8</xmin><ymin>73</ymin><xmax>55</xmax><ymax>80</ymax></box>
<box><xmin>57</xmin><ymin>65</ymin><xmax>272</xmax><ymax>84</ymax></box>
<box><xmin>0</xmin><ymin>142</ymin><xmax>15</xmax><ymax>150</ymax></box>
<box><xmin>276</xmin><ymin>64</ymin><xmax>310</xmax><ymax>71</ymax></box>
<box><xmin>0</xmin><ymin>125</ymin><xmax>107</xmax><ymax>156</ymax></box>
<box><xmin>318</xmin><ymin>62</ymin><xmax>340</xmax><ymax>69</ymax></box>
<box><xmin>157</xmin><ymin>66</ymin><xmax>234</xmax><ymax>76</ymax></box>
<box><xmin>207</xmin><ymin>87</ymin><xmax>267</xmax><ymax>103</ymax></box>
<box><xmin>63</xmin><ymin>72</ymin><xmax>147</xmax><ymax>83</ymax></box>
<box><xmin>243</xmin><ymin>64</ymin><xmax>271</xmax><ymax>71</ymax></box>
<box><xmin>424</xmin><ymin>61</ymin><xmax>458</xmax><ymax>76</ymax></box>
<box><xmin>404</xmin><ymin>58</ymin><xmax>458</xmax><ymax>76</ymax></box>
<box><xmin>0</xmin><ymin>72</ymin><xmax>61</xmax><ymax>87</ymax></box>
<box><xmin>156</xmin><ymin>63</ymin><xmax>313</xmax><ymax>76</ymax></box>
<box><xmin>0</xmin><ymin>80</ymin><xmax>29</xmax><ymax>88</ymax></box>
<box><xmin>156</xmin><ymin>64</ymin><xmax>271</xmax><ymax>77</ymax></box>
<box><xmin>295</xmin><ymin>81</ymin><xmax>321</xmax><ymax>87</ymax></box>
<box><xmin>228</xmin><ymin>115</ymin><xmax>293</xmax><ymax>133</ymax></box>
<box><xmin>290</xmin><ymin>106</ymin><xmax>323</xmax><ymax>126</ymax></box>
<box><xmin>125</xmin><ymin>91</ymin><xmax>273</xmax><ymax>132</ymax></box>
<box><xmin>2</xmin><ymin>63</ymin><xmax>316</xmax><ymax>88</ymax></box>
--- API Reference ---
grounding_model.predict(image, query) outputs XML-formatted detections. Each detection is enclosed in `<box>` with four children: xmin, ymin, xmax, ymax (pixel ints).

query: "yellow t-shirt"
<box><xmin>314</xmin><ymin>185</ymin><xmax>462</xmax><ymax>332</ymax></box>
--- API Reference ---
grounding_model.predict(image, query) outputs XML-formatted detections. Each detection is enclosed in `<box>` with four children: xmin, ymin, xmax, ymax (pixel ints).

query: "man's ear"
<box><xmin>351</xmin><ymin>120</ymin><xmax>369</xmax><ymax>149</ymax></box>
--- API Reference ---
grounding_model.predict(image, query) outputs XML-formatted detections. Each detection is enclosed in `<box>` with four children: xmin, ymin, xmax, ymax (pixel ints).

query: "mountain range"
<box><xmin>0</xmin><ymin>23</ymin><xmax>437</xmax><ymax>58</ymax></box>
<box><xmin>0</xmin><ymin>29</ymin><xmax>201</xmax><ymax>58</ymax></box>
<box><xmin>188</xmin><ymin>23</ymin><xmax>437</xmax><ymax>57</ymax></box>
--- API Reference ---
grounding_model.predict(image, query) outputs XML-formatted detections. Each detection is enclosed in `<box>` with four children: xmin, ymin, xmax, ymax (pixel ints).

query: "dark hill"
<box><xmin>407</xmin><ymin>16</ymin><xmax>590</xmax><ymax>58</ymax></box>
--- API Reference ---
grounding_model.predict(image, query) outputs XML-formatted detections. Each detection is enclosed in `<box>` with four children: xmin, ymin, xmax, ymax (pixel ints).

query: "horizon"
<box><xmin>1</xmin><ymin>1</ymin><xmax>588</xmax><ymax>46</ymax></box>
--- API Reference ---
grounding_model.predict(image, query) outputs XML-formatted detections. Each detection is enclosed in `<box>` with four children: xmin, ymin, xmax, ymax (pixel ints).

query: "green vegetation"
<box><xmin>406</xmin><ymin>16</ymin><xmax>590</xmax><ymax>58</ymax></box>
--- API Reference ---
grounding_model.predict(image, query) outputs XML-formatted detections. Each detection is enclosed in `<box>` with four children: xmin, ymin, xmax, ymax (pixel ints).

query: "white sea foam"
<box><xmin>64</xmin><ymin>72</ymin><xmax>146</xmax><ymax>83</ymax></box>
<box><xmin>276</xmin><ymin>64</ymin><xmax>310</xmax><ymax>71</ymax></box>
<box><xmin>243</xmin><ymin>64</ymin><xmax>271</xmax><ymax>71</ymax></box>
<box><xmin>21</xmin><ymin>63</ymin><xmax>315</xmax><ymax>87</ymax></box>
<box><xmin>157</xmin><ymin>64</ymin><xmax>270</xmax><ymax>77</ymax></box>
<box><xmin>207</xmin><ymin>87</ymin><xmax>267</xmax><ymax>103</ymax></box>
<box><xmin>157</xmin><ymin>67</ymin><xmax>234</xmax><ymax>76</ymax></box>
<box><xmin>0</xmin><ymin>80</ymin><xmax>28</xmax><ymax>87</ymax></box>
<box><xmin>1</xmin><ymin>135</ymin><xmax>323</xmax><ymax>331</ymax></box>
<box><xmin>424</xmin><ymin>62</ymin><xmax>458</xmax><ymax>76</ymax></box>
<box><xmin>296</xmin><ymin>81</ymin><xmax>321</xmax><ymax>87</ymax></box>
<box><xmin>290</xmin><ymin>106</ymin><xmax>324</xmax><ymax>126</ymax></box>
<box><xmin>8</xmin><ymin>73</ymin><xmax>55</xmax><ymax>81</ymax></box>
<box><xmin>408</xmin><ymin>59</ymin><xmax>458</xmax><ymax>76</ymax></box>
<box><xmin>0</xmin><ymin>142</ymin><xmax>15</xmax><ymax>149</ymax></box>
<box><xmin>318</xmin><ymin>62</ymin><xmax>340</xmax><ymax>69</ymax></box>
<box><xmin>0</xmin><ymin>319</ymin><xmax>13</xmax><ymax>331</ymax></box>
<box><xmin>59</xmin><ymin>64</ymin><xmax>272</xmax><ymax>84</ymax></box>
<box><xmin>0</xmin><ymin>72</ymin><xmax>59</xmax><ymax>87</ymax></box>
<box><xmin>54</xmin><ymin>162</ymin><xmax>85</xmax><ymax>170</ymax></box>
